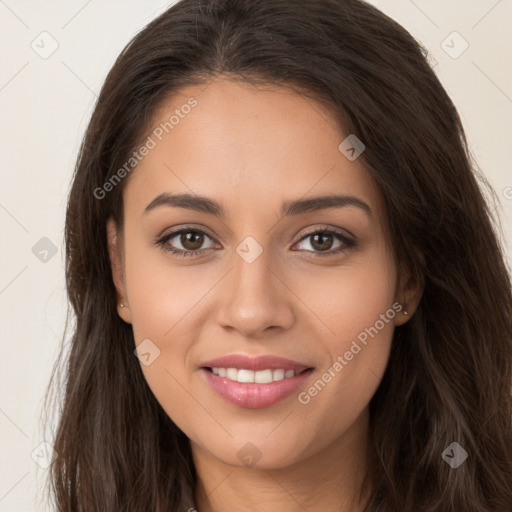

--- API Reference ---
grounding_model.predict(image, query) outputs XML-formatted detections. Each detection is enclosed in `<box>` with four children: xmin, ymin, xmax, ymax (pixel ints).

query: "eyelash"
<box><xmin>154</xmin><ymin>225</ymin><xmax>357</xmax><ymax>258</ymax></box>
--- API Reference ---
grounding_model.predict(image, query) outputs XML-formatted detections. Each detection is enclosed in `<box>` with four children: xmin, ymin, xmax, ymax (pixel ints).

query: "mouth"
<box><xmin>198</xmin><ymin>354</ymin><xmax>315</xmax><ymax>408</ymax></box>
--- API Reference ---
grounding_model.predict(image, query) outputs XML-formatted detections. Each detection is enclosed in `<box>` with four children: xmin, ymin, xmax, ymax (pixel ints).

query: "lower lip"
<box><xmin>200</xmin><ymin>368</ymin><xmax>314</xmax><ymax>409</ymax></box>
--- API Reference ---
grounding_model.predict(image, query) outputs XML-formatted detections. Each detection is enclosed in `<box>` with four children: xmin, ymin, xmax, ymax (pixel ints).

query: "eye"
<box><xmin>155</xmin><ymin>227</ymin><xmax>219</xmax><ymax>257</ymax></box>
<box><xmin>292</xmin><ymin>227</ymin><xmax>356</xmax><ymax>256</ymax></box>
<box><xmin>155</xmin><ymin>225</ymin><xmax>356</xmax><ymax>258</ymax></box>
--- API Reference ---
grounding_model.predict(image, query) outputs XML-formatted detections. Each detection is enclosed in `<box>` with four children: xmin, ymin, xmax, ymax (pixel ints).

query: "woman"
<box><xmin>44</xmin><ymin>0</ymin><xmax>512</xmax><ymax>510</ymax></box>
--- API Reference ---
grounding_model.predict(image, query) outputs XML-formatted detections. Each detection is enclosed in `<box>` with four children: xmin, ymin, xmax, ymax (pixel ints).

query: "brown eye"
<box><xmin>293</xmin><ymin>228</ymin><xmax>356</xmax><ymax>256</ymax></box>
<box><xmin>309</xmin><ymin>232</ymin><xmax>335</xmax><ymax>251</ymax></box>
<box><xmin>180</xmin><ymin>230</ymin><xmax>205</xmax><ymax>250</ymax></box>
<box><xmin>156</xmin><ymin>227</ymin><xmax>218</xmax><ymax>257</ymax></box>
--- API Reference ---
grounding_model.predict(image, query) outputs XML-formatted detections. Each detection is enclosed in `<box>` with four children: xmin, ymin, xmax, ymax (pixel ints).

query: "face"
<box><xmin>108</xmin><ymin>78</ymin><xmax>416</xmax><ymax>470</ymax></box>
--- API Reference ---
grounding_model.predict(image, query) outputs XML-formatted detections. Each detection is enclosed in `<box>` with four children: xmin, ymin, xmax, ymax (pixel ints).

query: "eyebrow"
<box><xmin>144</xmin><ymin>192</ymin><xmax>372</xmax><ymax>218</ymax></box>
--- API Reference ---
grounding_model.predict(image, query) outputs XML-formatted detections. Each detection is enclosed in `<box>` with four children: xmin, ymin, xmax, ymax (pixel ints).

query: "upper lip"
<box><xmin>200</xmin><ymin>354</ymin><xmax>313</xmax><ymax>372</ymax></box>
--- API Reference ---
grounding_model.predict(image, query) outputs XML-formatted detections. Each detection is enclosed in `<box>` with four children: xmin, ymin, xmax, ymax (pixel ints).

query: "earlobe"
<box><xmin>394</xmin><ymin>303</ymin><xmax>411</xmax><ymax>326</ymax></box>
<box><xmin>106</xmin><ymin>218</ymin><xmax>132</xmax><ymax>324</ymax></box>
<box><xmin>117</xmin><ymin>301</ymin><xmax>132</xmax><ymax>324</ymax></box>
<box><xmin>394</xmin><ymin>265</ymin><xmax>424</xmax><ymax>326</ymax></box>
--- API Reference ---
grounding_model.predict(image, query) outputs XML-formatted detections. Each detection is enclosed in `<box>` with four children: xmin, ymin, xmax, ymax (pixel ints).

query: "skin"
<box><xmin>108</xmin><ymin>78</ymin><xmax>423</xmax><ymax>512</ymax></box>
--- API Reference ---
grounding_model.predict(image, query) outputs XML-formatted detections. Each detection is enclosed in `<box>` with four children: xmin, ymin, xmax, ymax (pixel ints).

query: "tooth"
<box><xmin>213</xmin><ymin>367</ymin><xmax>301</xmax><ymax>382</ymax></box>
<box><xmin>255</xmin><ymin>369</ymin><xmax>273</xmax><ymax>384</ymax></box>
<box><xmin>272</xmin><ymin>369</ymin><xmax>285</xmax><ymax>381</ymax></box>
<box><xmin>237</xmin><ymin>369</ymin><xmax>255</xmax><ymax>383</ymax></box>
<box><xmin>226</xmin><ymin>368</ymin><xmax>238</xmax><ymax>380</ymax></box>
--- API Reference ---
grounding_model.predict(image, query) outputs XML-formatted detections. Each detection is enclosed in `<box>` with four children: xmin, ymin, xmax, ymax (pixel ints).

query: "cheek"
<box><xmin>122</xmin><ymin>241</ymin><xmax>220</xmax><ymax>422</ymax></box>
<box><xmin>296</xmin><ymin>297</ymin><xmax>395</xmax><ymax>448</ymax></box>
<box><xmin>289</xmin><ymin>246</ymin><xmax>396</xmax><ymax>346</ymax></box>
<box><xmin>123</xmin><ymin>236</ymin><xmax>211</xmax><ymax>342</ymax></box>
<box><xmin>291</xmin><ymin>247</ymin><xmax>396</xmax><ymax>420</ymax></box>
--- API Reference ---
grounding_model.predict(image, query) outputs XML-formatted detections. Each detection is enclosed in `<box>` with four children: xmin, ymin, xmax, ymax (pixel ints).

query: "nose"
<box><xmin>215</xmin><ymin>248</ymin><xmax>295</xmax><ymax>339</ymax></box>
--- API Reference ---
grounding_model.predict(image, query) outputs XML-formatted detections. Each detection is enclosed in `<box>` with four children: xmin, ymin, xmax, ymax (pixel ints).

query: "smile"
<box><xmin>200</xmin><ymin>366</ymin><xmax>314</xmax><ymax>409</ymax></box>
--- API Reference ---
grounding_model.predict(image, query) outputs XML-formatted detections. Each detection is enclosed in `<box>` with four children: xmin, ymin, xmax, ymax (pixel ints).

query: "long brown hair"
<box><xmin>43</xmin><ymin>0</ymin><xmax>512</xmax><ymax>510</ymax></box>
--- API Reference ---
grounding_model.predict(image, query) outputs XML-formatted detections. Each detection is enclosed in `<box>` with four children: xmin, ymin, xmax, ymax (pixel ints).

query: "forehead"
<box><xmin>123</xmin><ymin>78</ymin><xmax>385</xmax><ymax>226</ymax></box>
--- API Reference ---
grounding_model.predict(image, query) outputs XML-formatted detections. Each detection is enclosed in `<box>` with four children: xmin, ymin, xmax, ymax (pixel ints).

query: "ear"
<box><xmin>107</xmin><ymin>217</ymin><xmax>132</xmax><ymax>324</ymax></box>
<box><xmin>394</xmin><ymin>263</ymin><xmax>424</xmax><ymax>326</ymax></box>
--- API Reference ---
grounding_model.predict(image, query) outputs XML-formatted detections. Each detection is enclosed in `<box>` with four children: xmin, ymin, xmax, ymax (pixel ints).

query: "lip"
<box><xmin>200</xmin><ymin>354</ymin><xmax>312</xmax><ymax>372</ymax></box>
<box><xmin>201</xmin><ymin>367</ymin><xmax>315</xmax><ymax>409</ymax></box>
<box><xmin>199</xmin><ymin>354</ymin><xmax>315</xmax><ymax>409</ymax></box>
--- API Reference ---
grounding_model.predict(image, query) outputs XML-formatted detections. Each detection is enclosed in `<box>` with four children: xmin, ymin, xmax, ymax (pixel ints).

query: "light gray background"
<box><xmin>1</xmin><ymin>1</ymin><xmax>511</xmax><ymax>510</ymax></box>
